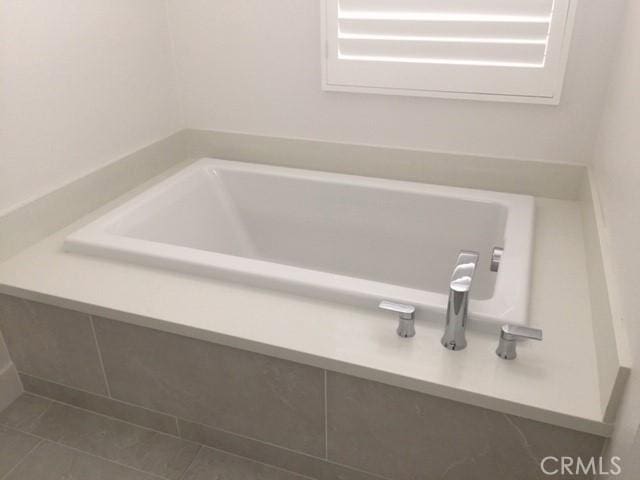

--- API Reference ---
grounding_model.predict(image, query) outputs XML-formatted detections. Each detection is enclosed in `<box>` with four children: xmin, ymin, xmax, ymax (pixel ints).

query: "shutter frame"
<box><xmin>321</xmin><ymin>0</ymin><xmax>577</xmax><ymax>104</ymax></box>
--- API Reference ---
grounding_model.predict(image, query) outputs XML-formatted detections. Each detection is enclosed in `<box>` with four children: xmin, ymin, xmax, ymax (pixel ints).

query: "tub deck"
<box><xmin>0</xmin><ymin>160</ymin><xmax>607</xmax><ymax>436</ymax></box>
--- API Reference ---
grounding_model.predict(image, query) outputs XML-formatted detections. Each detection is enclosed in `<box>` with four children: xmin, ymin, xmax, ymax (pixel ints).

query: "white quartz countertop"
<box><xmin>0</xmin><ymin>176</ymin><xmax>609</xmax><ymax>436</ymax></box>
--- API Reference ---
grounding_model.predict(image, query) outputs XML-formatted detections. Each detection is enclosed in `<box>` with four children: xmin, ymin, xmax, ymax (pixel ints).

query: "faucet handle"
<box><xmin>378</xmin><ymin>301</ymin><xmax>416</xmax><ymax>338</ymax></box>
<box><xmin>496</xmin><ymin>325</ymin><xmax>543</xmax><ymax>360</ymax></box>
<box><xmin>450</xmin><ymin>251</ymin><xmax>479</xmax><ymax>292</ymax></box>
<box><xmin>490</xmin><ymin>247</ymin><xmax>504</xmax><ymax>272</ymax></box>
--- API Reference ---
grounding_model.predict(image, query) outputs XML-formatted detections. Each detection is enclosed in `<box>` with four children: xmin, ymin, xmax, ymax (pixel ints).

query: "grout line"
<box><xmin>9</xmin><ymin>390</ymin><xmax>392</xmax><ymax>480</ymax></box>
<box><xmin>19</xmin><ymin>372</ymin><xmax>178</xmax><ymax>428</ymax></box>
<box><xmin>20</xmin><ymin>373</ymin><xmax>323</xmax><ymax>459</ymax></box>
<box><xmin>89</xmin><ymin>315</ymin><xmax>112</xmax><ymax>398</ymax></box>
<box><xmin>32</xmin><ymin>438</ymin><xmax>168</xmax><ymax>480</ymax></box>
<box><xmin>0</xmin><ymin>425</ymin><xmax>40</xmax><ymax>440</ymax></box>
<box><xmin>324</xmin><ymin>460</ymin><xmax>393</xmax><ymax>480</ymax></box>
<box><xmin>323</xmin><ymin>369</ymin><xmax>328</xmax><ymax>460</ymax></box>
<box><xmin>0</xmin><ymin>439</ymin><xmax>43</xmax><ymax>480</ymax></box>
<box><xmin>6</xmin><ymin>408</ymin><xmax>314</xmax><ymax>480</ymax></box>
<box><xmin>176</xmin><ymin>445</ymin><xmax>202</xmax><ymax>480</ymax></box>
<box><xmin>14</xmin><ymin>384</ymin><xmax>389</xmax><ymax>480</ymax></box>
<box><xmin>175</xmin><ymin>416</ymin><xmax>182</xmax><ymax>437</ymax></box>
<box><xmin>176</xmin><ymin>418</ymin><xmax>392</xmax><ymax>480</ymax></box>
<box><xmin>20</xmin><ymin>391</ymin><xmax>197</xmax><ymax>447</ymax></box>
<box><xmin>179</xmin><ymin>419</ymin><xmax>320</xmax><ymax>458</ymax></box>
<box><xmin>3</xmin><ymin>400</ymin><xmax>194</xmax><ymax>480</ymax></box>
<box><xmin>0</xmin><ymin>396</ymin><xmax>55</xmax><ymax>431</ymax></box>
<box><xmin>200</xmin><ymin>446</ymin><xmax>318</xmax><ymax>480</ymax></box>
<box><xmin>30</xmin><ymin>398</ymin><xmax>54</xmax><ymax>428</ymax></box>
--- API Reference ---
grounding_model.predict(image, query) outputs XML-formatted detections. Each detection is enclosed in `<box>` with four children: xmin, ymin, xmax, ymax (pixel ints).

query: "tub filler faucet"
<box><xmin>441</xmin><ymin>250</ymin><xmax>479</xmax><ymax>351</ymax></box>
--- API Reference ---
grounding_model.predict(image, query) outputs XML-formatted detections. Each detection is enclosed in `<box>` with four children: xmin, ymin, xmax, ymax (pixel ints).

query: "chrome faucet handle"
<box><xmin>490</xmin><ymin>247</ymin><xmax>504</xmax><ymax>272</ymax></box>
<box><xmin>449</xmin><ymin>250</ymin><xmax>480</xmax><ymax>293</ymax></box>
<box><xmin>496</xmin><ymin>325</ymin><xmax>543</xmax><ymax>360</ymax></box>
<box><xmin>378</xmin><ymin>301</ymin><xmax>416</xmax><ymax>338</ymax></box>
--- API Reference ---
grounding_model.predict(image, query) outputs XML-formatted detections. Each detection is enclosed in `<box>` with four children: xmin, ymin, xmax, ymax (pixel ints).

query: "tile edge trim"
<box><xmin>579</xmin><ymin>169</ymin><xmax>633</xmax><ymax>424</ymax></box>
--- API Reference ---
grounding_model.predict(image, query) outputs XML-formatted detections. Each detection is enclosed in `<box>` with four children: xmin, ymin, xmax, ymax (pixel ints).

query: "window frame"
<box><xmin>320</xmin><ymin>0</ymin><xmax>578</xmax><ymax>104</ymax></box>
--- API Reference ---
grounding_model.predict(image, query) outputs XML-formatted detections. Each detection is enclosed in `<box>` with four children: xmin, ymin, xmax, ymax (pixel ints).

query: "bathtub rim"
<box><xmin>63</xmin><ymin>158</ymin><xmax>536</xmax><ymax>331</ymax></box>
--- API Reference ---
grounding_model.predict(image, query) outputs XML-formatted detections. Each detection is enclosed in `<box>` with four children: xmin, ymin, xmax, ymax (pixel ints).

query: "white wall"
<box><xmin>0</xmin><ymin>0</ymin><xmax>628</xmax><ymax>215</ymax></box>
<box><xmin>0</xmin><ymin>0</ymin><xmax>182</xmax><ymax>213</ymax></box>
<box><xmin>591</xmin><ymin>0</ymin><xmax>640</xmax><ymax>477</ymax></box>
<box><xmin>168</xmin><ymin>0</ymin><xmax>625</xmax><ymax>165</ymax></box>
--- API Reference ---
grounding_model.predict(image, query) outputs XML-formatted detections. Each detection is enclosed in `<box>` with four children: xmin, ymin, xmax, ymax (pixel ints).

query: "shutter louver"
<box><xmin>322</xmin><ymin>0</ymin><xmax>576</xmax><ymax>103</ymax></box>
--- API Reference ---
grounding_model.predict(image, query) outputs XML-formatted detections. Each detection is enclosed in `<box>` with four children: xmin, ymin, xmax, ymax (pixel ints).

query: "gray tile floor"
<box><xmin>0</xmin><ymin>394</ymin><xmax>308</xmax><ymax>480</ymax></box>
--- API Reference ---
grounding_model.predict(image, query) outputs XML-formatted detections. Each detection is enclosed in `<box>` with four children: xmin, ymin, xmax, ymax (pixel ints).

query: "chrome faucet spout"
<box><xmin>441</xmin><ymin>251</ymin><xmax>479</xmax><ymax>351</ymax></box>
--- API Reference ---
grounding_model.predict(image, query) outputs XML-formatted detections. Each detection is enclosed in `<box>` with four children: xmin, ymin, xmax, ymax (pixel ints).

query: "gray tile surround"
<box><xmin>20</xmin><ymin>373</ymin><xmax>179</xmax><ymax>436</ymax></box>
<box><xmin>4</xmin><ymin>441</ymin><xmax>160</xmax><ymax>480</ymax></box>
<box><xmin>0</xmin><ymin>294</ymin><xmax>107</xmax><ymax>395</ymax></box>
<box><xmin>92</xmin><ymin>316</ymin><xmax>325</xmax><ymax>457</ymax></box>
<box><xmin>0</xmin><ymin>425</ymin><xmax>40</xmax><ymax>478</ymax></box>
<box><xmin>326</xmin><ymin>372</ymin><xmax>605</xmax><ymax>480</ymax></box>
<box><xmin>0</xmin><ymin>296</ymin><xmax>609</xmax><ymax>480</ymax></box>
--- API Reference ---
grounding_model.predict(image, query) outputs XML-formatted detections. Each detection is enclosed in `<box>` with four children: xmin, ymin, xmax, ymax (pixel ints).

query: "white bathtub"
<box><xmin>65</xmin><ymin>158</ymin><xmax>535</xmax><ymax>331</ymax></box>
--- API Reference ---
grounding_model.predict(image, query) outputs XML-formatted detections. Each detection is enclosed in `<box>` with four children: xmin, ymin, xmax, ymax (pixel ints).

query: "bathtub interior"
<box><xmin>104</xmin><ymin>165</ymin><xmax>508</xmax><ymax>301</ymax></box>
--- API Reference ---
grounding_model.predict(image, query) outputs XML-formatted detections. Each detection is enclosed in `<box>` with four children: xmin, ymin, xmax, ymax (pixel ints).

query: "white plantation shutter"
<box><xmin>322</xmin><ymin>0</ymin><xmax>576</xmax><ymax>103</ymax></box>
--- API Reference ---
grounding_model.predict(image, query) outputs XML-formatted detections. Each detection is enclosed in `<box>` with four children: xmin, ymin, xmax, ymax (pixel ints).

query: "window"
<box><xmin>321</xmin><ymin>0</ymin><xmax>577</xmax><ymax>103</ymax></box>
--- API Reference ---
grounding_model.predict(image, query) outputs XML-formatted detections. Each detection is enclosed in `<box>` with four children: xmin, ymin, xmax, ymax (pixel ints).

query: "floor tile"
<box><xmin>19</xmin><ymin>402</ymin><xmax>200</xmax><ymax>480</ymax></box>
<box><xmin>181</xmin><ymin>447</ymin><xmax>308</xmax><ymax>480</ymax></box>
<box><xmin>0</xmin><ymin>425</ymin><xmax>40</xmax><ymax>478</ymax></box>
<box><xmin>4</xmin><ymin>441</ymin><xmax>160</xmax><ymax>480</ymax></box>
<box><xmin>0</xmin><ymin>394</ymin><xmax>51</xmax><ymax>432</ymax></box>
